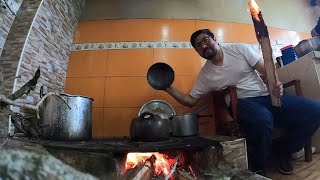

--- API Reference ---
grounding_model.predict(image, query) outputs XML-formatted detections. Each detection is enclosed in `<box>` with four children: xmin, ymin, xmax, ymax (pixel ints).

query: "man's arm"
<box><xmin>164</xmin><ymin>86</ymin><xmax>199</xmax><ymax>107</ymax></box>
<box><xmin>253</xmin><ymin>59</ymin><xmax>266</xmax><ymax>76</ymax></box>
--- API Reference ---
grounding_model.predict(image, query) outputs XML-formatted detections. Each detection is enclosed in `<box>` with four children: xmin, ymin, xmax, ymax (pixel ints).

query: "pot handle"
<box><xmin>40</xmin><ymin>85</ymin><xmax>44</xmax><ymax>98</ymax></box>
<box><xmin>193</xmin><ymin>104</ymin><xmax>209</xmax><ymax>114</ymax></box>
<box><xmin>139</xmin><ymin>112</ymin><xmax>155</xmax><ymax>120</ymax></box>
<box><xmin>197</xmin><ymin>115</ymin><xmax>213</xmax><ymax>119</ymax></box>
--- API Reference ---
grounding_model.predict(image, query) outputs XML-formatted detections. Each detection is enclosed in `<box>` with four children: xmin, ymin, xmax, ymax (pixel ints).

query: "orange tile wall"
<box><xmin>66</xmin><ymin>19</ymin><xmax>311</xmax><ymax>138</ymax></box>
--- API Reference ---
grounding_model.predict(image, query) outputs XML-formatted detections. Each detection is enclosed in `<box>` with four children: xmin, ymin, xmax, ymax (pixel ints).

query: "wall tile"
<box><xmin>92</xmin><ymin>108</ymin><xmax>104</xmax><ymax>138</ymax></box>
<box><xmin>110</xmin><ymin>19</ymin><xmax>153</xmax><ymax>42</ymax></box>
<box><xmin>196</xmin><ymin>20</ymin><xmax>256</xmax><ymax>44</ymax></box>
<box><xmin>103</xmin><ymin>108</ymin><xmax>140</xmax><ymax>137</ymax></box>
<box><xmin>153</xmin><ymin>19</ymin><xmax>196</xmax><ymax>41</ymax></box>
<box><xmin>74</xmin><ymin>20</ymin><xmax>112</xmax><ymax>43</ymax></box>
<box><xmin>299</xmin><ymin>32</ymin><xmax>311</xmax><ymax>41</ymax></box>
<box><xmin>67</xmin><ymin>50</ymin><xmax>108</xmax><ymax>77</ymax></box>
<box><xmin>154</xmin><ymin>48</ymin><xmax>201</xmax><ymax>76</ymax></box>
<box><xmin>64</xmin><ymin>77</ymin><xmax>105</xmax><ymax>107</ymax></box>
<box><xmin>268</xmin><ymin>28</ymin><xmax>291</xmax><ymax>46</ymax></box>
<box><xmin>288</xmin><ymin>31</ymin><xmax>301</xmax><ymax>46</ymax></box>
<box><xmin>104</xmin><ymin>77</ymin><xmax>154</xmax><ymax>107</ymax></box>
<box><xmin>107</xmin><ymin>49</ymin><xmax>153</xmax><ymax>76</ymax></box>
<box><xmin>154</xmin><ymin>75</ymin><xmax>195</xmax><ymax>106</ymax></box>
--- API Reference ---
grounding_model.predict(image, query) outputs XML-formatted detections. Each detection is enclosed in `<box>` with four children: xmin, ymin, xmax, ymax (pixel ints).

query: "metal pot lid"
<box><xmin>138</xmin><ymin>100</ymin><xmax>176</xmax><ymax>120</ymax></box>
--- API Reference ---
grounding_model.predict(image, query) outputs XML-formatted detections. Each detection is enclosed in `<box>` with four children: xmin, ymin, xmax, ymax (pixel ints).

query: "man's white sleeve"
<box><xmin>190</xmin><ymin>73</ymin><xmax>209</xmax><ymax>99</ymax></box>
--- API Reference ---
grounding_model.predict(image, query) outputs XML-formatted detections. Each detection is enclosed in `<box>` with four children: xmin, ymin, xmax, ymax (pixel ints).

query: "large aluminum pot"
<box><xmin>294</xmin><ymin>36</ymin><xmax>320</xmax><ymax>58</ymax></box>
<box><xmin>40</xmin><ymin>93</ymin><xmax>93</xmax><ymax>141</ymax></box>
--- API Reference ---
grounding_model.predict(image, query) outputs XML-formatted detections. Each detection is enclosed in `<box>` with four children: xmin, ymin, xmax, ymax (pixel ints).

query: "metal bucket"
<box><xmin>40</xmin><ymin>93</ymin><xmax>93</xmax><ymax>141</ymax></box>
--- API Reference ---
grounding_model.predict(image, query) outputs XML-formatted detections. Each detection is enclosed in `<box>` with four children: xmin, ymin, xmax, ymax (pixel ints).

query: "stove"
<box><xmin>39</xmin><ymin>136</ymin><xmax>221</xmax><ymax>153</ymax></box>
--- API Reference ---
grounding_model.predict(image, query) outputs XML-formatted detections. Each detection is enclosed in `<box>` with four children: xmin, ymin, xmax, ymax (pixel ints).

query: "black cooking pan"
<box><xmin>147</xmin><ymin>62</ymin><xmax>174</xmax><ymax>90</ymax></box>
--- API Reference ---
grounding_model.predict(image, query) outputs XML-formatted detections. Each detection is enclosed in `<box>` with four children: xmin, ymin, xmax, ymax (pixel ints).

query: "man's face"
<box><xmin>194</xmin><ymin>33</ymin><xmax>218</xmax><ymax>60</ymax></box>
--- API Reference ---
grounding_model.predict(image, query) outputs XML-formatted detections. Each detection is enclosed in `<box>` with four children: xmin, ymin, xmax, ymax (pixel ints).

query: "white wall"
<box><xmin>80</xmin><ymin>0</ymin><xmax>319</xmax><ymax>33</ymax></box>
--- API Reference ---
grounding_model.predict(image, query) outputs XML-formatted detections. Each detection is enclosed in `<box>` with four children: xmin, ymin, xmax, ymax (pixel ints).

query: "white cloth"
<box><xmin>190</xmin><ymin>43</ymin><xmax>269</xmax><ymax>103</ymax></box>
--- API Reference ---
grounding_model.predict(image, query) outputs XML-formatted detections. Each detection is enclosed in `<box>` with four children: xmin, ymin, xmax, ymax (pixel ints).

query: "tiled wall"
<box><xmin>66</xmin><ymin>19</ymin><xmax>311</xmax><ymax>138</ymax></box>
<box><xmin>0</xmin><ymin>0</ymin><xmax>23</xmax><ymax>56</ymax></box>
<box><xmin>0</xmin><ymin>0</ymin><xmax>40</xmax><ymax>137</ymax></box>
<box><xmin>0</xmin><ymin>0</ymin><xmax>85</xmax><ymax>137</ymax></box>
<box><xmin>10</xmin><ymin>0</ymin><xmax>85</xmax><ymax>114</ymax></box>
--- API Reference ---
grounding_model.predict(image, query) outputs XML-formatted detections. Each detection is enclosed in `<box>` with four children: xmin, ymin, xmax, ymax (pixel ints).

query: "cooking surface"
<box><xmin>39</xmin><ymin>136</ymin><xmax>221</xmax><ymax>153</ymax></box>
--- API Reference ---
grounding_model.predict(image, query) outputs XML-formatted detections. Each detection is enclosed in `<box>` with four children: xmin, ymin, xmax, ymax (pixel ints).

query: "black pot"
<box><xmin>147</xmin><ymin>62</ymin><xmax>174</xmax><ymax>90</ymax></box>
<box><xmin>130</xmin><ymin>112</ymin><xmax>171</xmax><ymax>142</ymax></box>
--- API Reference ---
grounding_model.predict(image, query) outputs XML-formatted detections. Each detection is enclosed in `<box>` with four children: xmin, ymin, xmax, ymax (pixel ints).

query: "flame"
<box><xmin>248</xmin><ymin>0</ymin><xmax>260</xmax><ymax>21</ymax></box>
<box><xmin>124</xmin><ymin>152</ymin><xmax>176</xmax><ymax>176</ymax></box>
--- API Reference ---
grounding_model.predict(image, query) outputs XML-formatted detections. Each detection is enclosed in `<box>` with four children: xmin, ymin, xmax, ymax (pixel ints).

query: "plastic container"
<box><xmin>280</xmin><ymin>45</ymin><xmax>298</xmax><ymax>65</ymax></box>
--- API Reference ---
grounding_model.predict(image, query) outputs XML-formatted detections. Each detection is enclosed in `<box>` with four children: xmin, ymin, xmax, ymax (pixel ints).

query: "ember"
<box><xmin>124</xmin><ymin>152</ymin><xmax>176</xmax><ymax>176</ymax></box>
<box><xmin>122</xmin><ymin>152</ymin><xmax>198</xmax><ymax>180</ymax></box>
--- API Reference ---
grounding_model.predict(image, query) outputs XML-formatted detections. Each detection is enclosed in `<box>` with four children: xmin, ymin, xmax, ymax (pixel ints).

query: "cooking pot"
<box><xmin>294</xmin><ymin>36</ymin><xmax>320</xmax><ymax>58</ymax></box>
<box><xmin>170</xmin><ymin>114</ymin><xmax>212</xmax><ymax>137</ymax></box>
<box><xmin>170</xmin><ymin>104</ymin><xmax>211</xmax><ymax>137</ymax></box>
<box><xmin>40</xmin><ymin>93</ymin><xmax>93</xmax><ymax>141</ymax></box>
<box><xmin>130</xmin><ymin>112</ymin><xmax>171</xmax><ymax>142</ymax></box>
<box><xmin>147</xmin><ymin>62</ymin><xmax>175</xmax><ymax>90</ymax></box>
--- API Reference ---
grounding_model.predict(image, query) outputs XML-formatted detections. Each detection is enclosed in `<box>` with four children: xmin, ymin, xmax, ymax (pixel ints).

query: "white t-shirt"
<box><xmin>190</xmin><ymin>43</ymin><xmax>269</xmax><ymax>102</ymax></box>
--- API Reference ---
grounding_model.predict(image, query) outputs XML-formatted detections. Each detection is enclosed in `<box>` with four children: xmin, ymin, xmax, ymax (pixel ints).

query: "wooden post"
<box><xmin>248</xmin><ymin>0</ymin><xmax>281</xmax><ymax>107</ymax></box>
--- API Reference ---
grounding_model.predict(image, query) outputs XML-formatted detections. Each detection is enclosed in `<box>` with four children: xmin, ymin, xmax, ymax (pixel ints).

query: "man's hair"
<box><xmin>190</xmin><ymin>29</ymin><xmax>215</xmax><ymax>48</ymax></box>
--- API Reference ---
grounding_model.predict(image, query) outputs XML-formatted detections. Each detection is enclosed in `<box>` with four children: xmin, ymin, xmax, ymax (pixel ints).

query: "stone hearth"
<box><xmin>1</xmin><ymin>135</ymin><xmax>270</xmax><ymax>179</ymax></box>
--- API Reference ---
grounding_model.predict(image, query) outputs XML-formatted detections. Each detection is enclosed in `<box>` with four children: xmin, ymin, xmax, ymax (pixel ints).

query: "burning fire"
<box><xmin>248</xmin><ymin>0</ymin><xmax>261</xmax><ymax>21</ymax></box>
<box><xmin>124</xmin><ymin>152</ymin><xmax>176</xmax><ymax>176</ymax></box>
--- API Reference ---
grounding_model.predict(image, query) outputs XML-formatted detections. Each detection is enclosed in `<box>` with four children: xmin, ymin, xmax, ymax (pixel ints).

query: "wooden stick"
<box><xmin>249</xmin><ymin>0</ymin><xmax>281</xmax><ymax>107</ymax></box>
<box><xmin>122</xmin><ymin>155</ymin><xmax>157</xmax><ymax>180</ymax></box>
<box><xmin>165</xmin><ymin>154</ymin><xmax>180</xmax><ymax>180</ymax></box>
<box><xmin>260</xmin><ymin>38</ymin><xmax>281</xmax><ymax>106</ymax></box>
<box><xmin>0</xmin><ymin>67</ymin><xmax>40</xmax><ymax>110</ymax></box>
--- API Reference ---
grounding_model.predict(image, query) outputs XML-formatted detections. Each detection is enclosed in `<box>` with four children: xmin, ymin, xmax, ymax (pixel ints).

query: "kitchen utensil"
<box><xmin>40</xmin><ymin>93</ymin><xmax>93</xmax><ymax>141</ymax></box>
<box><xmin>170</xmin><ymin>104</ymin><xmax>211</xmax><ymax>137</ymax></box>
<box><xmin>294</xmin><ymin>36</ymin><xmax>320</xmax><ymax>58</ymax></box>
<box><xmin>193</xmin><ymin>104</ymin><xmax>209</xmax><ymax>114</ymax></box>
<box><xmin>138</xmin><ymin>100</ymin><xmax>176</xmax><ymax>120</ymax></box>
<box><xmin>130</xmin><ymin>112</ymin><xmax>171</xmax><ymax>142</ymax></box>
<box><xmin>147</xmin><ymin>62</ymin><xmax>174</xmax><ymax>90</ymax></box>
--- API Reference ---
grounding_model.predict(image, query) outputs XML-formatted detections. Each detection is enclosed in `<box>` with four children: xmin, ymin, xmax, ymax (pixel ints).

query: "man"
<box><xmin>163</xmin><ymin>29</ymin><xmax>320</xmax><ymax>176</ymax></box>
<box><xmin>311</xmin><ymin>0</ymin><xmax>320</xmax><ymax>36</ymax></box>
<box><xmin>311</xmin><ymin>17</ymin><xmax>320</xmax><ymax>37</ymax></box>
<box><xmin>310</xmin><ymin>0</ymin><xmax>320</xmax><ymax>7</ymax></box>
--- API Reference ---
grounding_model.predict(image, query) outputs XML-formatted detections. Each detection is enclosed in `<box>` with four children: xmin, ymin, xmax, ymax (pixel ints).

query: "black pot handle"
<box><xmin>197</xmin><ymin>115</ymin><xmax>213</xmax><ymax>119</ymax></box>
<box><xmin>139</xmin><ymin>112</ymin><xmax>155</xmax><ymax>119</ymax></box>
<box><xmin>40</xmin><ymin>85</ymin><xmax>44</xmax><ymax>98</ymax></box>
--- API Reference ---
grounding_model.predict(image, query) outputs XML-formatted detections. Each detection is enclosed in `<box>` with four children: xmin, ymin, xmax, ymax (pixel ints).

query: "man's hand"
<box><xmin>272</xmin><ymin>82</ymin><xmax>283</xmax><ymax>98</ymax></box>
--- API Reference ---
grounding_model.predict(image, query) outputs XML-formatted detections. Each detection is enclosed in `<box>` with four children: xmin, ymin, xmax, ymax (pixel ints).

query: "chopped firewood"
<box><xmin>177</xmin><ymin>170</ymin><xmax>195</xmax><ymax>180</ymax></box>
<box><xmin>0</xmin><ymin>67</ymin><xmax>40</xmax><ymax>110</ymax></box>
<box><xmin>0</xmin><ymin>92</ymin><xmax>69</xmax><ymax>119</ymax></box>
<box><xmin>121</xmin><ymin>155</ymin><xmax>157</xmax><ymax>180</ymax></box>
<box><xmin>0</xmin><ymin>75</ymin><xmax>21</xmax><ymax>94</ymax></box>
<box><xmin>165</xmin><ymin>154</ymin><xmax>180</xmax><ymax>180</ymax></box>
<box><xmin>9</xmin><ymin>109</ymin><xmax>41</xmax><ymax>139</ymax></box>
